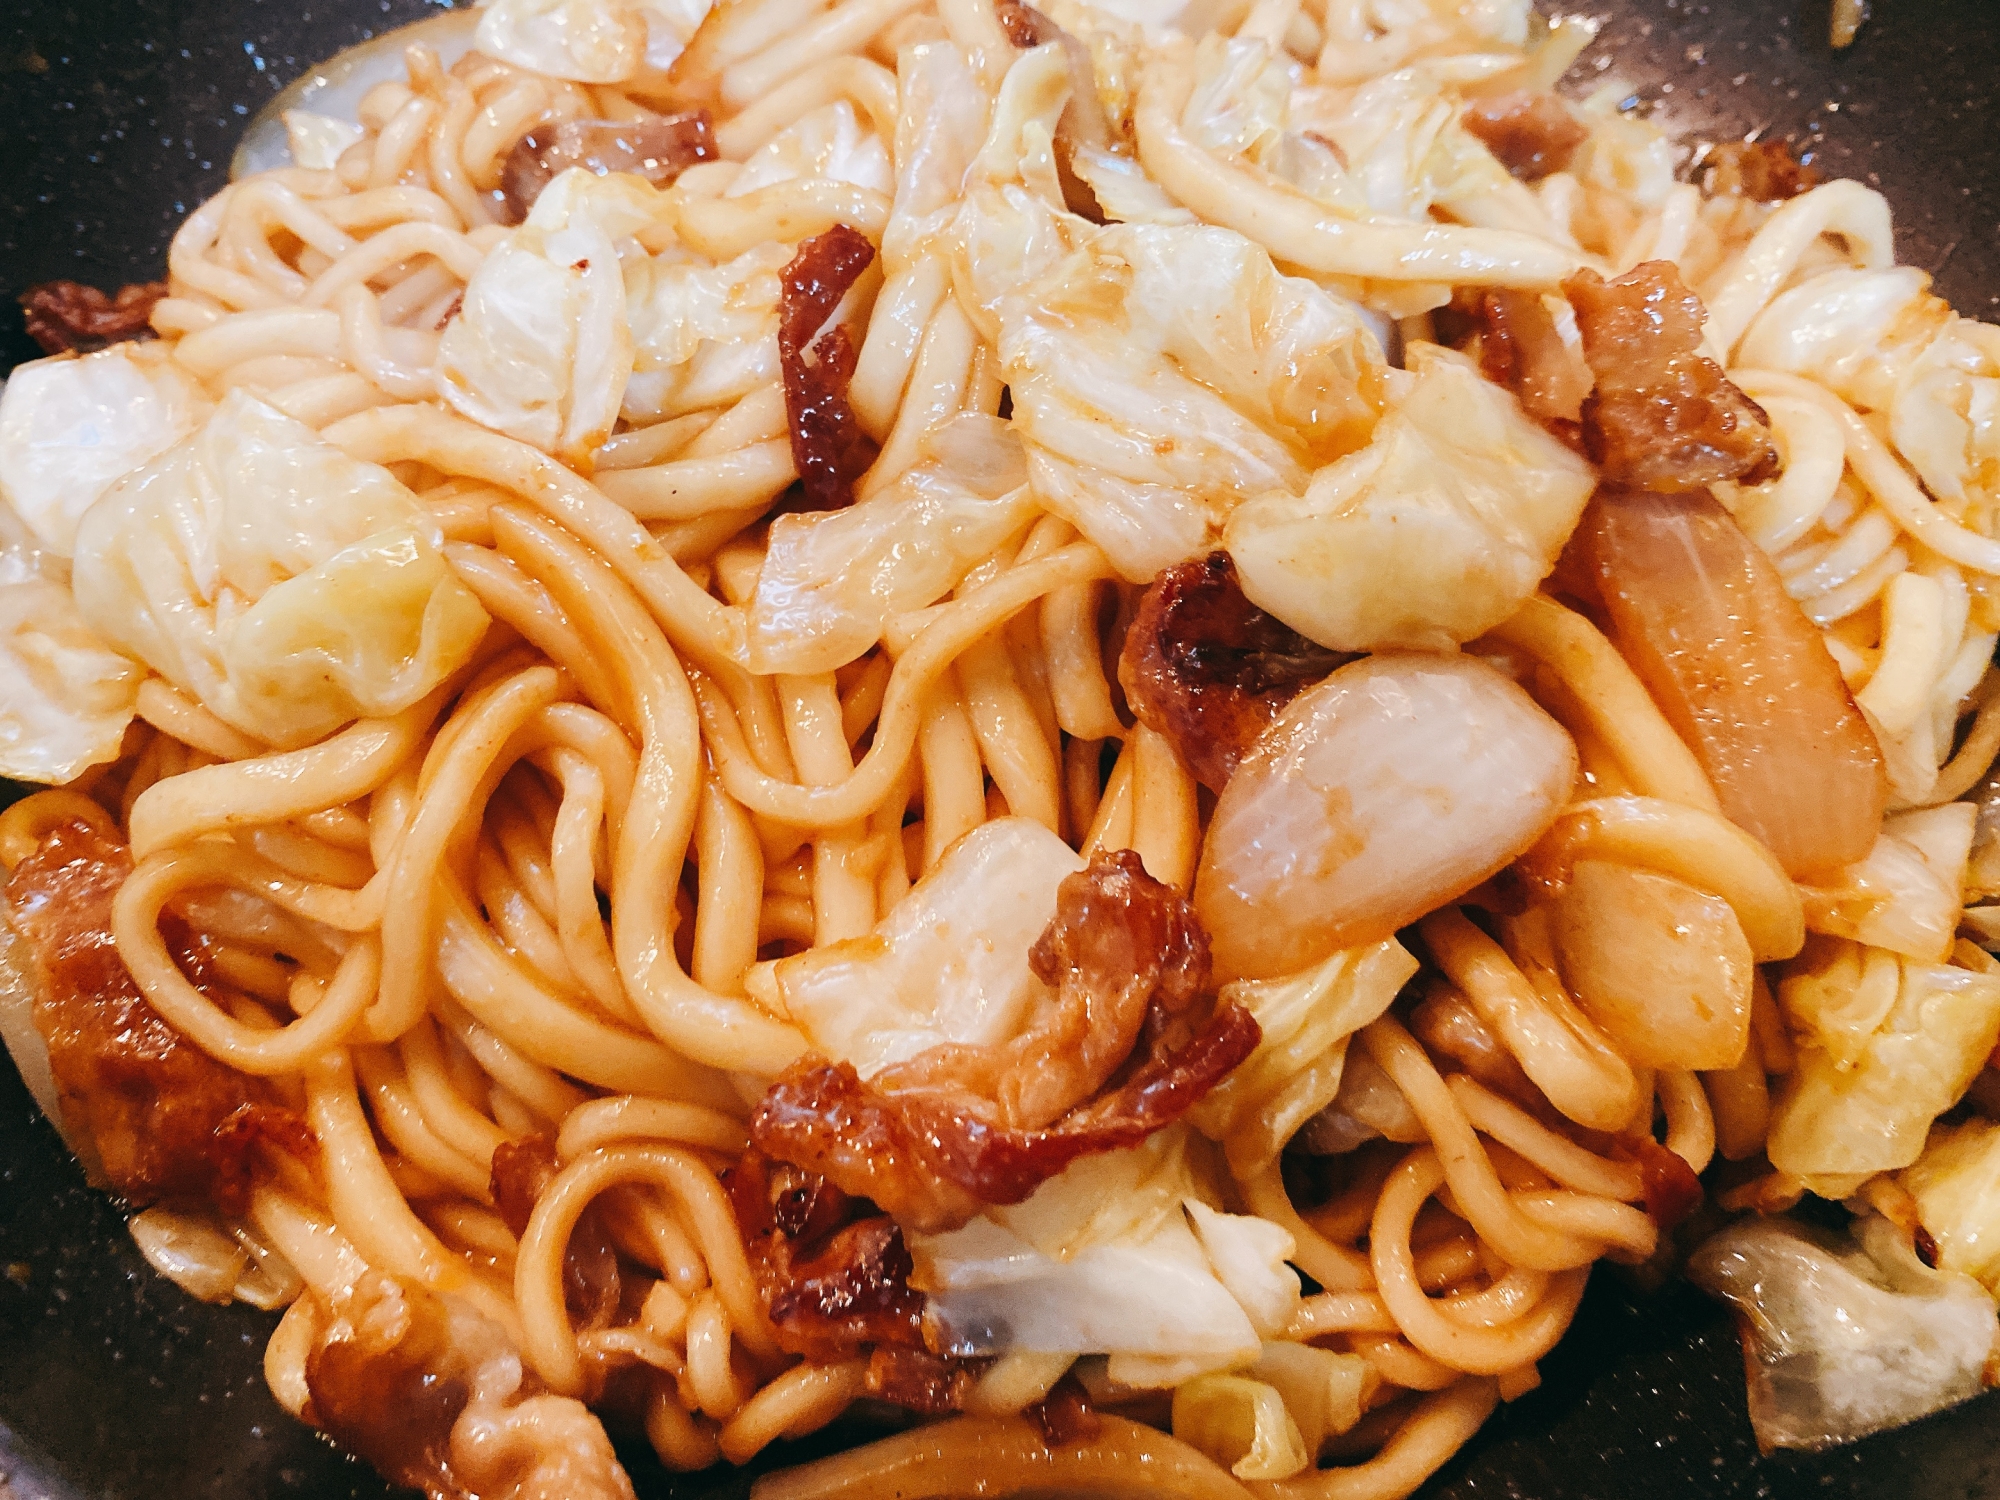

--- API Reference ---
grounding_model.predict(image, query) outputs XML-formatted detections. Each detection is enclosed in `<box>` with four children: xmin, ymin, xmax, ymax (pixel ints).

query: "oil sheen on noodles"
<box><xmin>0</xmin><ymin>0</ymin><xmax>1997</xmax><ymax>1498</ymax></box>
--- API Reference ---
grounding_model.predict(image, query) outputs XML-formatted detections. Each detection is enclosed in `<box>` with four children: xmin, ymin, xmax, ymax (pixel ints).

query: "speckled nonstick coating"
<box><xmin>2</xmin><ymin>2</ymin><xmax>1998</xmax><ymax>1495</ymax></box>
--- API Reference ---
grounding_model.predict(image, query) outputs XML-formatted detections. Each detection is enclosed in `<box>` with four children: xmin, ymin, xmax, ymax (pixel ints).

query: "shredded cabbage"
<box><xmin>438</xmin><ymin>168</ymin><xmax>656</xmax><ymax>466</ymax></box>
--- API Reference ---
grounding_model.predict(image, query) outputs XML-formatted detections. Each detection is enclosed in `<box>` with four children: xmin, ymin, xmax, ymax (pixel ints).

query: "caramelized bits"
<box><xmin>779</xmin><ymin>224</ymin><xmax>879</xmax><ymax>511</ymax></box>
<box><xmin>1120</xmin><ymin>553</ymin><xmax>1347</xmax><ymax>793</ymax></box>
<box><xmin>1564</xmin><ymin>261</ymin><xmax>1777</xmax><ymax>492</ymax></box>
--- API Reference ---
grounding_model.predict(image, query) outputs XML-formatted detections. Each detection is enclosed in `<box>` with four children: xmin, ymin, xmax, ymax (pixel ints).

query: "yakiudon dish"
<box><xmin>4</xmin><ymin>0</ymin><xmax>2000</xmax><ymax>1495</ymax></box>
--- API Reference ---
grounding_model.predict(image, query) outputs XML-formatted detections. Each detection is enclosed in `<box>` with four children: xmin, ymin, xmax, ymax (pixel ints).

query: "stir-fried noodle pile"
<box><xmin>6</xmin><ymin>0</ymin><xmax>2000</xmax><ymax>1494</ymax></box>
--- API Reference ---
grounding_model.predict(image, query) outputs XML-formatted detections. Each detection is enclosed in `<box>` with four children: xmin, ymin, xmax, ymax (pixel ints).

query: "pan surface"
<box><xmin>2</xmin><ymin>1</ymin><xmax>1998</xmax><ymax>1496</ymax></box>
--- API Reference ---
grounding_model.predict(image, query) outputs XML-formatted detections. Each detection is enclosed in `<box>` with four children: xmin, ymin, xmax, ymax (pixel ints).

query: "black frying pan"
<box><xmin>3</xmin><ymin>2</ymin><xmax>1999</xmax><ymax>1496</ymax></box>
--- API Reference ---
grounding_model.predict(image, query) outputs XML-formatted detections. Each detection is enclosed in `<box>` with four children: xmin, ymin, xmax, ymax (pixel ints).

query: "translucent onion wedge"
<box><xmin>1194</xmin><ymin>653</ymin><xmax>1577</xmax><ymax>981</ymax></box>
<box><xmin>231</xmin><ymin>11</ymin><xmax>482</xmax><ymax>179</ymax></box>
<box><xmin>1581</xmin><ymin>487</ymin><xmax>1886</xmax><ymax>878</ymax></box>
<box><xmin>1552</xmin><ymin>859</ymin><xmax>1753</xmax><ymax>1070</ymax></box>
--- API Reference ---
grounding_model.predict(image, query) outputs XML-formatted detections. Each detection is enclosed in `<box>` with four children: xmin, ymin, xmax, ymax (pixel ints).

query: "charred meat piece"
<box><xmin>4</xmin><ymin>819</ymin><xmax>312</xmax><ymax>1213</ymax></box>
<box><xmin>20</xmin><ymin>279</ymin><xmax>167</xmax><ymax>354</ymax></box>
<box><xmin>1564</xmin><ymin>261</ymin><xmax>1777</xmax><ymax>492</ymax></box>
<box><xmin>498</xmin><ymin>111</ymin><xmax>718</xmax><ymax>222</ymax></box>
<box><xmin>489</xmin><ymin>1134</ymin><xmax>621</xmax><ymax>1332</ymax></box>
<box><xmin>1120</xmin><ymin>553</ymin><xmax>1347</xmax><ymax>792</ymax></box>
<box><xmin>1462</xmin><ymin>91</ymin><xmax>1588</xmax><ymax>181</ymax></box>
<box><xmin>864</xmin><ymin>1346</ymin><xmax>983</xmax><ymax>1414</ymax></box>
<box><xmin>751</xmin><ymin>851</ymin><xmax>1259</xmax><ymax>1233</ymax></box>
<box><xmin>779</xmin><ymin>224</ymin><xmax>879</xmax><ymax>512</ymax></box>
<box><xmin>1623</xmin><ymin>1134</ymin><xmax>1704</xmax><ymax>1232</ymax></box>
<box><xmin>725</xmin><ymin>1151</ymin><xmax>928</xmax><ymax>1362</ymax></box>
<box><xmin>1474</xmin><ymin>288</ymin><xmax>1593</xmax><ymax>428</ymax></box>
<box><xmin>1707</xmin><ymin>139</ymin><xmax>1820</xmax><ymax>202</ymax></box>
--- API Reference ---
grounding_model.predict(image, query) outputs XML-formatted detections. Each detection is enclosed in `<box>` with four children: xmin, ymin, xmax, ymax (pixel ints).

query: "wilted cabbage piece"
<box><xmin>1226</xmin><ymin>345</ymin><xmax>1596</xmax><ymax>652</ymax></box>
<box><xmin>1768</xmin><ymin>939</ymin><xmax>2000</xmax><ymax>1189</ymax></box>
<box><xmin>747</xmin><ymin>413</ymin><xmax>1034</xmax><ymax>675</ymax></box>
<box><xmin>0</xmin><ymin>552</ymin><xmax>144</xmax><ymax>784</ymax></box>
<box><xmin>1170</xmin><ymin>1342</ymin><xmax>1375</xmax><ymax>1480</ymax></box>
<box><xmin>1735</xmin><ymin>267</ymin><xmax>1951</xmax><ymax>415</ymax></box>
<box><xmin>474</xmin><ymin>0</ymin><xmax>709</xmax><ymax>82</ymax></box>
<box><xmin>1888</xmin><ymin>313</ymin><xmax>2000</xmax><ymax>508</ymax></box>
<box><xmin>69</xmin><ymin>391</ymin><xmax>490</xmax><ymax>747</ymax></box>
<box><xmin>1171</xmin><ymin>1373</ymin><xmax>1307</xmax><ymax>1480</ymax></box>
<box><xmin>994</xmin><ymin>219</ymin><xmax>1386</xmax><ymax>582</ymax></box>
<box><xmin>1189</xmin><ymin>939</ymin><xmax>1417</xmax><ymax>1171</ymax></box>
<box><xmin>623</xmin><ymin>241</ymin><xmax>790</xmax><ymax>423</ymax></box>
<box><xmin>1799</xmin><ymin>804</ymin><xmax>1975</xmax><ymax>964</ymax></box>
<box><xmin>726</xmin><ymin>100</ymin><xmax>892</xmax><ymax>198</ymax></box>
<box><xmin>1902</xmin><ymin>1119</ymin><xmax>2000</xmax><ymax>1295</ymax></box>
<box><xmin>0</xmin><ymin>344</ymin><xmax>210</xmax><ymax>557</ymax></box>
<box><xmin>1688</xmin><ymin>1214</ymin><xmax>1997</xmax><ymax>1451</ymax></box>
<box><xmin>907</xmin><ymin>1128</ymin><xmax>1299</xmax><ymax>1386</ymax></box>
<box><xmin>749</xmin><ymin>817</ymin><xmax>1084</xmax><ymax>1076</ymax></box>
<box><xmin>439</xmin><ymin>168</ymin><xmax>656</xmax><ymax>466</ymax></box>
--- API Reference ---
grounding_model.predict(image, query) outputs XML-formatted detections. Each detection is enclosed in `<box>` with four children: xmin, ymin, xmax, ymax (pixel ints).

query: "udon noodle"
<box><xmin>3</xmin><ymin>0</ymin><xmax>2000</xmax><ymax>1495</ymax></box>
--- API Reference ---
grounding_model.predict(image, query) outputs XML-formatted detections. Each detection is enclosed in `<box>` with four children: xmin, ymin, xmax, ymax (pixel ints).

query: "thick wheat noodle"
<box><xmin>1657</xmin><ymin>1068</ymin><xmax>1717</xmax><ymax>1173</ymax></box>
<box><xmin>1237</xmin><ymin>1157</ymin><xmax>1376</xmax><ymax>1291</ymax></box>
<box><xmin>1289</xmin><ymin>1290</ymin><xmax>1400</xmax><ymax>1338</ymax></box>
<box><xmin>1730</xmin><ymin>395</ymin><xmax>1849</xmax><ymax>550</ymax></box>
<box><xmin>402</xmin><ymin>1014</ymin><xmax>512</xmax><ymax>1163</ymax></box>
<box><xmin>1705</xmin><ymin>181</ymin><xmax>1897</xmax><ymax>356</ymax></box>
<box><xmin>125</xmin><ymin>692</ymin><xmax>441</xmax><ymax>858</ymax></box>
<box><xmin>721</xmin><ymin>0</ymin><xmax>922</xmax><ymax>106</ymax></box>
<box><xmin>697</xmin><ymin>544</ymin><xmax>1114</xmax><ymax>826</ymax></box>
<box><xmin>1136</xmin><ymin>45</ymin><xmax>1582</xmax><ymax>287</ymax></box>
<box><xmin>354</xmin><ymin>1044</ymin><xmax>494</xmax><ymax>1198</ymax></box>
<box><xmin>542</xmin><ymin>752</ymin><xmax>641</xmax><ymax>1024</ymax></box>
<box><xmin>715</xmin><ymin>56</ymin><xmax>901</xmax><ymax>156</ymax></box>
<box><xmin>858</xmin><ymin>296</ymin><xmax>979</xmax><ymax>499</ymax></box>
<box><xmin>1524</xmin><ymin>797</ymin><xmax>1805</xmax><ymax>961</ymax></box>
<box><xmin>1417</xmin><ymin>912</ymin><xmax>1641</xmax><ymax>1136</ymax></box>
<box><xmin>1369</xmin><ymin>1147</ymin><xmax>1592</xmax><ymax>1372</ymax></box>
<box><xmin>749</xmin><ymin>1415</ymin><xmax>1258</xmax><ymax>1500</ymax></box>
<box><xmin>685</xmin><ymin>1288</ymin><xmax>747</xmax><ymax>1418</ymax></box>
<box><xmin>720</xmin><ymin>1358</ymin><xmax>869</xmax><ymax>1463</ymax></box>
<box><xmin>490</xmin><ymin>505</ymin><xmax>808</xmax><ymax>1072</ymax></box>
<box><xmin>115</xmin><ymin>850</ymin><xmax>384</xmax><ymax>1068</ymax></box>
<box><xmin>1444</xmin><ymin>1075</ymin><xmax>1643</xmax><ymax>1199</ymax></box>
<box><xmin>306</xmin><ymin>1051</ymin><xmax>520</xmax><ymax>1332</ymax></box>
<box><xmin>779</xmin><ymin>671</ymin><xmax>877</xmax><ymax>941</ymax></box>
<box><xmin>375</xmin><ymin>666</ymin><xmax>569</xmax><ymax>1038</ymax></box>
<box><xmin>1485</xmin><ymin>596</ymin><xmax>1721</xmax><ymax>813</ymax></box>
<box><xmin>1361</xmin><ymin>1014</ymin><xmax>1610</xmax><ymax>1270</ymax></box>
<box><xmin>849</xmin><ymin>258</ymin><xmax>949</xmax><ymax>438</ymax></box>
<box><xmin>516</xmin><ymin>1143</ymin><xmax>775</xmax><ymax>1397</ymax></box>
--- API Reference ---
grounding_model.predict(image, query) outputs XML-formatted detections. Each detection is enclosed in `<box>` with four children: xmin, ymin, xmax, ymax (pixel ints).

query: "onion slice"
<box><xmin>1194</xmin><ymin>652</ymin><xmax>1577</xmax><ymax>981</ymax></box>
<box><xmin>1581</xmin><ymin>486</ymin><xmax>1886</xmax><ymax>878</ymax></box>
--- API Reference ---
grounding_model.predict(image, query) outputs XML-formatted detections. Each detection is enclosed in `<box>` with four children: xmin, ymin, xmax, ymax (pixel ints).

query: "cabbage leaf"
<box><xmin>69</xmin><ymin>391</ymin><xmax>489</xmax><ymax>747</ymax></box>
